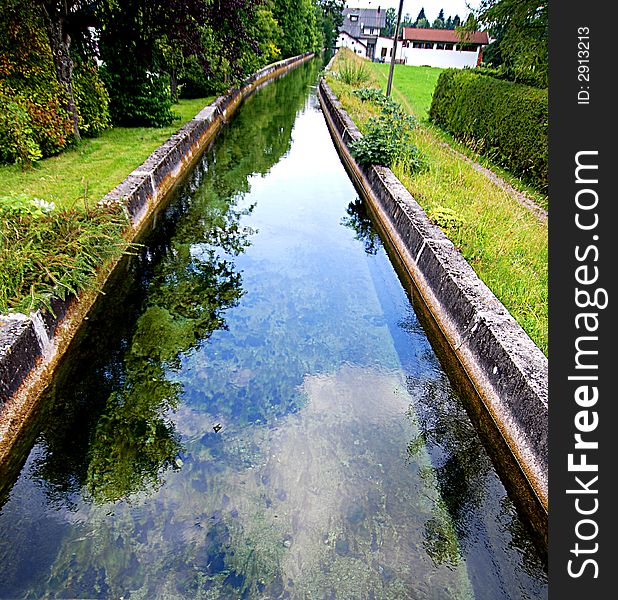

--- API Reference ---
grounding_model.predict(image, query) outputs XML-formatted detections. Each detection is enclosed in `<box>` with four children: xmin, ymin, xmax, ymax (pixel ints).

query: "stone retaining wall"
<box><xmin>318</xmin><ymin>77</ymin><xmax>548</xmax><ymax>514</ymax></box>
<box><xmin>0</xmin><ymin>52</ymin><xmax>314</xmax><ymax>461</ymax></box>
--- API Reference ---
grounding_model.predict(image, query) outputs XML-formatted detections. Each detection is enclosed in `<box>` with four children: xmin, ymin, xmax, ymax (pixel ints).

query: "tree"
<box><xmin>381</xmin><ymin>7</ymin><xmax>397</xmax><ymax>37</ymax></box>
<box><xmin>473</xmin><ymin>0</ymin><xmax>548</xmax><ymax>86</ymax></box>
<box><xmin>317</xmin><ymin>0</ymin><xmax>345</xmax><ymax>50</ymax></box>
<box><xmin>414</xmin><ymin>8</ymin><xmax>427</xmax><ymax>26</ymax></box>
<box><xmin>433</xmin><ymin>9</ymin><xmax>446</xmax><ymax>29</ymax></box>
<box><xmin>273</xmin><ymin>0</ymin><xmax>320</xmax><ymax>57</ymax></box>
<box><xmin>400</xmin><ymin>13</ymin><xmax>415</xmax><ymax>28</ymax></box>
<box><xmin>35</xmin><ymin>1</ymin><xmax>99</xmax><ymax>140</ymax></box>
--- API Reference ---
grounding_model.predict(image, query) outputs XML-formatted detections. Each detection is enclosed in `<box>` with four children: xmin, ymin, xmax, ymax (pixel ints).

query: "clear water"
<box><xmin>0</xmin><ymin>60</ymin><xmax>547</xmax><ymax>599</ymax></box>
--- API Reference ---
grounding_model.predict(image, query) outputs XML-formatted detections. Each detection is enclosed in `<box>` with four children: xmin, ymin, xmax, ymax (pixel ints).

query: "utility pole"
<box><xmin>386</xmin><ymin>0</ymin><xmax>404</xmax><ymax>97</ymax></box>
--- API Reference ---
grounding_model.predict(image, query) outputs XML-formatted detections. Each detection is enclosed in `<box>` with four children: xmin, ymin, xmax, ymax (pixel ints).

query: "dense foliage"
<box><xmin>0</xmin><ymin>0</ymin><xmax>341</xmax><ymax>164</ymax></box>
<box><xmin>349</xmin><ymin>88</ymin><xmax>424</xmax><ymax>174</ymax></box>
<box><xmin>473</xmin><ymin>0</ymin><xmax>548</xmax><ymax>87</ymax></box>
<box><xmin>429</xmin><ymin>69</ymin><xmax>548</xmax><ymax>190</ymax></box>
<box><xmin>0</xmin><ymin>0</ymin><xmax>75</xmax><ymax>163</ymax></box>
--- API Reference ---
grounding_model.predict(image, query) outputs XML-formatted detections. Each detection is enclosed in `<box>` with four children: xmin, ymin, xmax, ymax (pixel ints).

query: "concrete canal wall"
<box><xmin>317</xmin><ymin>78</ymin><xmax>548</xmax><ymax>516</ymax></box>
<box><xmin>0</xmin><ymin>52</ymin><xmax>314</xmax><ymax>461</ymax></box>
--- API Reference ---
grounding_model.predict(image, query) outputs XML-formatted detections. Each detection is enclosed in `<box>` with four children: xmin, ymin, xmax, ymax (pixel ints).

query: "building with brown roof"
<box><xmin>391</xmin><ymin>27</ymin><xmax>489</xmax><ymax>68</ymax></box>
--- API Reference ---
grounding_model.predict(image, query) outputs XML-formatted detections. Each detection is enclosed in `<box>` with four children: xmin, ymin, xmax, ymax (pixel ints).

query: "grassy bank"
<box><xmin>0</xmin><ymin>97</ymin><xmax>213</xmax><ymax>313</ymax></box>
<box><xmin>328</xmin><ymin>50</ymin><xmax>548</xmax><ymax>355</ymax></box>
<box><xmin>0</xmin><ymin>97</ymin><xmax>213</xmax><ymax>210</ymax></box>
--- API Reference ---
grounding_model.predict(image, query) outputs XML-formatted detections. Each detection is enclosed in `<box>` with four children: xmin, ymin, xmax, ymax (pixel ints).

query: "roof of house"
<box><xmin>341</xmin><ymin>7</ymin><xmax>387</xmax><ymax>38</ymax></box>
<box><xmin>403</xmin><ymin>28</ymin><xmax>489</xmax><ymax>45</ymax></box>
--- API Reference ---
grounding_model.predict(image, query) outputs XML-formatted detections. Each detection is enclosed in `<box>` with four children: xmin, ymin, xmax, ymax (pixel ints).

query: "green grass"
<box><xmin>0</xmin><ymin>200</ymin><xmax>130</xmax><ymax>313</ymax></box>
<box><xmin>367</xmin><ymin>62</ymin><xmax>444</xmax><ymax>122</ymax></box>
<box><xmin>0</xmin><ymin>97</ymin><xmax>214</xmax><ymax>209</ymax></box>
<box><xmin>365</xmin><ymin>60</ymin><xmax>548</xmax><ymax>211</ymax></box>
<box><xmin>328</xmin><ymin>50</ymin><xmax>548</xmax><ymax>355</ymax></box>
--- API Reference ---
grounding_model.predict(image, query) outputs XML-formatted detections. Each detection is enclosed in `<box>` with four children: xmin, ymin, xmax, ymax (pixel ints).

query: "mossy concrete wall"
<box><xmin>0</xmin><ymin>52</ymin><xmax>314</xmax><ymax>462</ymax></box>
<box><xmin>317</xmin><ymin>78</ymin><xmax>548</xmax><ymax>518</ymax></box>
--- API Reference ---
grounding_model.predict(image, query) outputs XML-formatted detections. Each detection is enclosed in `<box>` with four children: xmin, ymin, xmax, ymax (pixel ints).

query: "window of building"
<box><xmin>412</xmin><ymin>42</ymin><xmax>423</xmax><ymax>48</ymax></box>
<box><xmin>459</xmin><ymin>44</ymin><xmax>478</xmax><ymax>52</ymax></box>
<box><xmin>350</xmin><ymin>14</ymin><xmax>358</xmax><ymax>21</ymax></box>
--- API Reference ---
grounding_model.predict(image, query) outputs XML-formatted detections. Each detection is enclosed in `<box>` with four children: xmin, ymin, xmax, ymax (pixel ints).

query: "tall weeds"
<box><xmin>0</xmin><ymin>196</ymin><xmax>131</xmax><ymax>313</ymax></box>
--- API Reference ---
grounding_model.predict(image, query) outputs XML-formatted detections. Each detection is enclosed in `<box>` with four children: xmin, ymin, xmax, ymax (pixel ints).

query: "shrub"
<box><xmin>0</xmin><ymin>0</ymin><xmax>74</xmax><ymax>164</ymax></box>
<box><xmin>0</xmin><ymin>88</ymin><xmax>42</xmax><ymax>165</ymax></box>
<box><xmin>73</xmin><ymin>60</ymin><xmax>111</xmax><ymax>137</ymax></box>
<box><xmin>429</xmin><ymin>69</ymin><xmax>548</xmax><ymax>190</ymax></box>
<box><xmin>102</xmin><ymin>65</ymin><xmax>175</xmax><ymax>128</ymax></box>
<box><xmin>179</xmin><ymin>56</ymin><xmax>217</xmax><ymax>99</ymax></box>
<box><xmin>25</xmin><ymin>92</ymin><xmax>73</xmax><ymax>157</ymax></box>
<box><xmin>349</xmin><ymin>88</ymin><xmax>425</xmax><ymax>174</ymax></box>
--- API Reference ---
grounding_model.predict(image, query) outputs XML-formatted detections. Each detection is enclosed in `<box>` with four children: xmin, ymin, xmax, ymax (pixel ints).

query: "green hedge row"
<box><xmin>429</xmin><ymin>69</ymin><xmax>548</xmax><ymax>191</ymax></box>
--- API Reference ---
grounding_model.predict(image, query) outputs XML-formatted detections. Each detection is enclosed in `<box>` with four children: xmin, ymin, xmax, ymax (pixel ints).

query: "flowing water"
<box><xmin>0</xmin><ymin>60</ymin><xmax>547</xmax><ymax>599</ymax></box>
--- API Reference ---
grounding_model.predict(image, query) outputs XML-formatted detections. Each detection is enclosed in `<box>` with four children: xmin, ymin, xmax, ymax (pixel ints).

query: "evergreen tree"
<box><xmin>432</xmin><ymin>9</ymin><xmax>446</xmax><ymax>29</ymax></box>
<box><xmin>413</xmin><ymin>8</ymin><xmax>426</xmax><ymax>27</ymax></box>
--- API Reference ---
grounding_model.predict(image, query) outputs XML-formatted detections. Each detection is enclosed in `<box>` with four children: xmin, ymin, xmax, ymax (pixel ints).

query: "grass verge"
<box><xmin>0</xmin><ymin>97</ymin><xmax>213</xmax><ymax>313</ymax></box>
<box><xmin>0</xmin><ymin>97</ymin><xmax>214</xmax><ymax>210</ymax></box>
<box><xmin>327</xmin><ymin>50</ymin><xmax>548</xmax><ymax>355</ymax></box>
<box><xmin>0</xmin><ymin>198</ymin><xmax>130</xmax><ymax>313</ymax></box>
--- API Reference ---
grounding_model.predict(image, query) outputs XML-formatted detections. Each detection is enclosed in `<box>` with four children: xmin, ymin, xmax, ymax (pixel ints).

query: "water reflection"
<box><xmin>341</xmin><ymin>197</ymin><xmax>382</xmax><ymax>255</ymax></box>
<box><xmin>0</xmin><ymin>59</ymin><xmax>547</xmax><ymax>599</ymax></box>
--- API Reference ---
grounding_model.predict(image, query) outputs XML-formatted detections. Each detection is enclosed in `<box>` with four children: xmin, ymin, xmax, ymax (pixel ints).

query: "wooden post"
<box><xmin>386</xmin><ymin>0</ymin><xmax>404</xmax><ymax>97</ymax></box>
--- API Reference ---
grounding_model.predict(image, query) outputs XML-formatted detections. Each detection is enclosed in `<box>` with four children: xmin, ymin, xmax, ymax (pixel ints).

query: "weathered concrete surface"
<box><xmin>317</xmin><ymin>78</ymin><xmax>548</xmax><ymax>518</ymax></box>
<box><xmin>0</xmin><ymin>52</ymin><xmax>314</xmax><ymax>463</ymax></box>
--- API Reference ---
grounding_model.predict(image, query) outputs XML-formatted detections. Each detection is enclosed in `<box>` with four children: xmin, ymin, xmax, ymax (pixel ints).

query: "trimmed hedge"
<box><xmin>429</xmin><ymin>69</ymin><xmax>548</xmax><ymax>190</ymax></box>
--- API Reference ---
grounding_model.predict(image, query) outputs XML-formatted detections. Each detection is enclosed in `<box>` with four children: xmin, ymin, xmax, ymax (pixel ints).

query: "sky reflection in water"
<box><xmin>0</xmin><ymin>61</ymin><xmax>547</xmax><ymax>599</ymax></box>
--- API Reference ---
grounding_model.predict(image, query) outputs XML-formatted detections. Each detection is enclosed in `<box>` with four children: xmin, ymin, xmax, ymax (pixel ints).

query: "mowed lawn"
<box><xmin>367</xmin><ymin>62</ymin><xmax>443</xmax><ymax>121</ymax></box>
<box><xmin>0</xmin><ymin>97</ymin><xmax>214</xmax><ymax>209</ymax></box>
<box><xmin>328</xmin><ymin>50</ymin><xmax>548</xmax><ymax>355</ymax></box>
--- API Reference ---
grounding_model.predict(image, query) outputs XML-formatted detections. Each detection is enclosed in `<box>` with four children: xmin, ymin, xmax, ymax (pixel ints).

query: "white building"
<box><xmin>335</xmin><ymin>7</ymin><xmax>387</xmax><ymax>60</ymax></box>
<box><xmin>374</xmin><ymin>36</ymin><xmax>406</xmax><ymax>63</ymax></box>
<box><xmin>400</xmin><ymin>28</ymin><xmax>489</xmax><ymax>69</ymax></box>
<box><xmin>336</xmin><ymin>31</ymin><xmax>368</xmax><ymax>57</ymax></box>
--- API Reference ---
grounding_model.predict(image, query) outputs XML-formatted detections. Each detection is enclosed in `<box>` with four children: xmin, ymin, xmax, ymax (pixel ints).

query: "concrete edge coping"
<box><xmin>0</xmin><ymin>51</ymin><xmax>315</xmax><ymax>454</ymax></box>
<box><xmin>317</xmin><ymin>76</ymin><xmax>548</xmax><ymax>512</ymax></box>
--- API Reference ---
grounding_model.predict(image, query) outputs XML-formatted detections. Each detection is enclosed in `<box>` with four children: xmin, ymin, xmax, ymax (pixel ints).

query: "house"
<box><xmin>336</xmin><ymin>6</ymin><xmax>387</xmax><ymax>61</ymax></box>
<box><xmin>336</xmin><ymin>30</ymin><xmax>368</xmax><ymax>57</ymax></box>
<box><xmin>399</xmin><ymin>28</ymin><xmax>489</xmax><ymax>68</ymax></box>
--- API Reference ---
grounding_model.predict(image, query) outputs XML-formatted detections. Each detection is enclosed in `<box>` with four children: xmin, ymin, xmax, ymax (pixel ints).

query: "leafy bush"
<box><xmin>429</xmin><ymin>69</ymin><xmax>548</xmax><ymax>190</ymax></box>
<box><xmin>0</xmin><ymin>88</ymin><xmax>42</xmax><ymax>164</ymax></box>
<box><xmin>0</xmin><ymin>195</ymin><xmax>130</xmax><ymax>313</ymax></box>
<box><xmin>0</xmin><ymin>84</ymin><xmax>73</xmax><ymax>165</ymax></box>
<box><xmin>102</xmin><ymin>65</ymin><xmax>176</xmax><ymax>127</ymax></box>
<box><xmin>349</xmin><ymin>88</ymin><xmax>425</xmax><ymax>173</ymax></box>
<box><xmin>0</xmin><ymin>1</ymin><xmax>74</xmax><ymax>164</ymax></box>
<box><xmin>26</xmin><ymin>92</ymin><xmax>73</xmax><ymax>157</ymax></box>
<box><xmin>179</xmin><ymin>56</ymin><xmax>217</xmax><ymax>99</ymax></box>
<box><xmin>73</xmin><ymin>60</ymin><xmax>111</xmax><ymax>137</ymax></box>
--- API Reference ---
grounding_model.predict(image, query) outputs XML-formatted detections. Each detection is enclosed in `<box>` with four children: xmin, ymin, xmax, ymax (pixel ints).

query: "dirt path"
<box><xmin>437</xmin><ymin>138</ymin><xmax>548</xmax><ymax>223</ymax></box>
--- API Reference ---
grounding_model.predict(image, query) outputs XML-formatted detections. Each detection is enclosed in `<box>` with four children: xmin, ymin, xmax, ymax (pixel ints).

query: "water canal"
<box><xmin>0</xmin><ymin>59</ymin><xmax>547</xmax><ymax>599</ymax></box>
